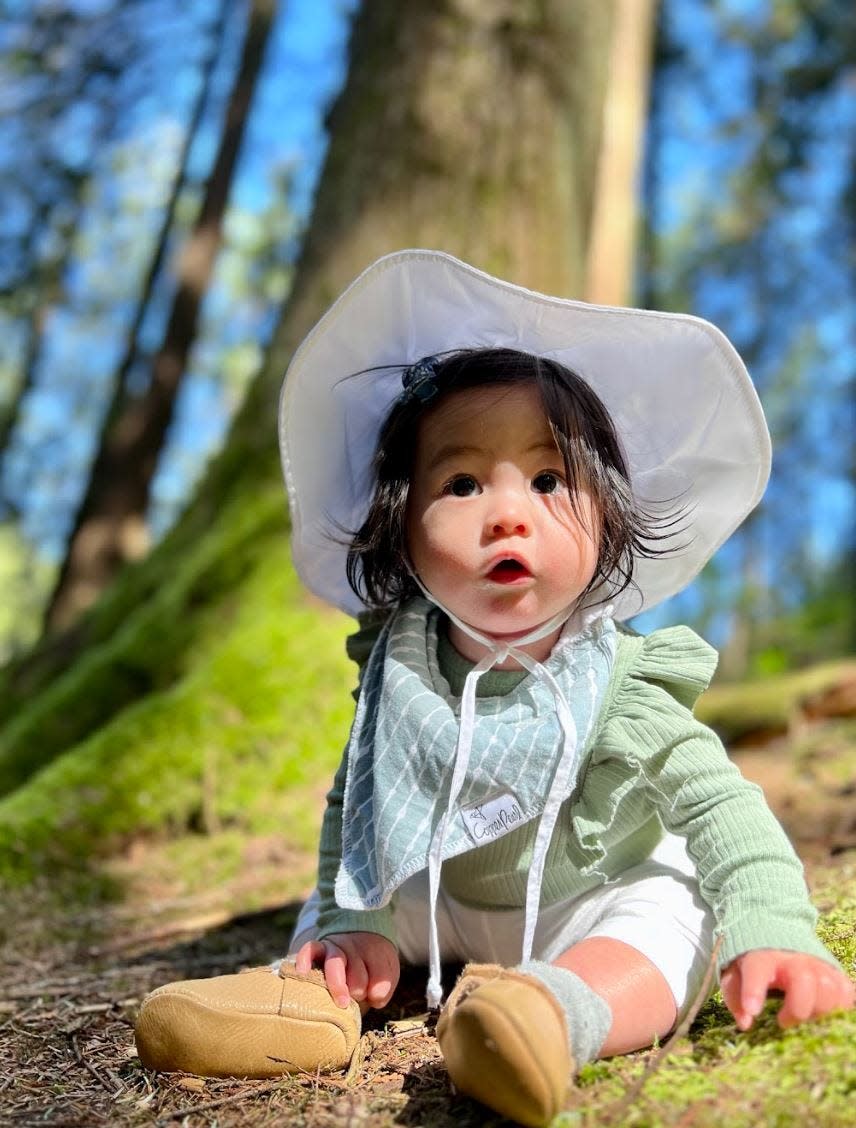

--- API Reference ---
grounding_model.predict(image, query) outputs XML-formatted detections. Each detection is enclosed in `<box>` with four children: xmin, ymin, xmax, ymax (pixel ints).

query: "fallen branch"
<box><xmin>87</xmin><ymin>911</ymin><xmax>238</xmax><ymax>955</ymax></box>
<box><xmin>70</xmin><ymin>1031</ymin><xmax>123</xmax><ymax>1096</ymax></box>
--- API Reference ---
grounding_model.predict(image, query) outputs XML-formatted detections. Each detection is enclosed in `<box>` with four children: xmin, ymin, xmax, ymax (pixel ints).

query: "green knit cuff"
<box><xmin>316</xmin><ymin>907</ymin><xmax>398</xmax><ymax>949</ymax></box>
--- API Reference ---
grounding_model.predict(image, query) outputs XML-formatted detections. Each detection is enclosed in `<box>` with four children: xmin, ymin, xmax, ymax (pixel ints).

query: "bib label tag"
<box><xmin>461</xmin><ymin>792</ymin><xmax>524</xmax><ymax>844</ymax></box>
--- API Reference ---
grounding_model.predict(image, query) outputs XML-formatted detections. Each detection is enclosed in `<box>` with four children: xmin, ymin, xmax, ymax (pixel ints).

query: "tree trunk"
<box><xmin>0</xmin><ymin>304</ymin><xmax>46</xmax><ymax>511</ymax></box>
<box><xmin>265</xmin><ymin>0</ymin><xmax>615</xmax><ymax>382</ymax></box>
<box><xmin>44</xmin><ymin>0</ymin><xmax>274</xmax><ymax>633</ymax></box>
<box><xmin>584</xmin><ymin>0</ymin><xmax>657</xmax><ymax>306</ymax></box>
<box><xmin>0</xmin><ymin>0</ymin><xmax>619</xmax><ymax>810</ymax></box>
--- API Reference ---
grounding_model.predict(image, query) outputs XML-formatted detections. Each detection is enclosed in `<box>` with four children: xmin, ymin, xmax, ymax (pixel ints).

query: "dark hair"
<box><xmin>346</xmin><ymin>348</ymin><xmax>683</xmax><ymax>610</ymax></box>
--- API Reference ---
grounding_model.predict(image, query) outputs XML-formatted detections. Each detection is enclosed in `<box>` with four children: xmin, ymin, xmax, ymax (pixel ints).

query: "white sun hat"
<box><xmin>278</xmin><ymin>249</ymin><xmax>771</xmax><ymax>622</ymax></box>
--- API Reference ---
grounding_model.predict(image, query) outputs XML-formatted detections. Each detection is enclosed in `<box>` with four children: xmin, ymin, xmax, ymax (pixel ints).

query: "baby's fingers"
<box><xmin>344</xmin><ymin>954</ymin><xmax>370</xmax><ymax>1004</ymax></box>
<box><xmin>318</xmin><ymin>942</ymin><xmax>353</xmax><ymax>1010</ymax></box>
<box><xmin>775</xmin><ymin>966</ymin><xmax>816</xmax><ymax>1029</ymax></box>
<box><xmin>722</xmin><ymin>953</ymin><xmax>774</xmax><ymax>1030</ymax></box>
<box><xmin>293</xmin><ymin>939</ymin><xmax>353</xmax><ymax>1009</ymax></box>
<box><xmin>294</xmin><ymin>940</ymin><xmax>327</xmax><ymax>975</ymax></box>
<box><xmin>366</xmin><ymin>957</ymin><xmax>399</xmax><ymax>1008</ymax></box>
<box><xmin>780</xmin><ymin>966</ymin><xmax>855</xmax><ymax>1029</ymax></box>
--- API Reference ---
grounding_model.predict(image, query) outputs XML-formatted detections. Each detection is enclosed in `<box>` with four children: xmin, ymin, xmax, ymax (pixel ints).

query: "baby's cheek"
<box><xmin>412</xmin><ymin>515</ymin><xmax>469</xmax><ymax>569</ymax></box>
<box><xmin>420</xmin><ymin>541</ymin><xmax>470</xmax><ymax>583</ymax></box>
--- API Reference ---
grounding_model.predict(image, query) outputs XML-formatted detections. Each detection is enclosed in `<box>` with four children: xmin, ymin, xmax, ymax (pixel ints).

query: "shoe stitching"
<box><xmin>143</xmin><ymin>986</ymin><xmax>357</xmax><ymax>1027</ymax></box>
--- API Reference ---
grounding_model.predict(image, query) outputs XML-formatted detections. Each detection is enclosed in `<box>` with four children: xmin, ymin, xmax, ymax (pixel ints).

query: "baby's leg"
<box><xmin>552</xmin><ymin>935</ymin><xmax>677</xmax><ymax>1055</ymax></box>
<box><xmin>438</xmin><ymin>836</ymin><xmax>714</xmax><ymax>1124</ymax></box>
<box><xmin>438</xmin><ymin>938</ymin><xmax>685</xmax><ymax>1126</ymax></box>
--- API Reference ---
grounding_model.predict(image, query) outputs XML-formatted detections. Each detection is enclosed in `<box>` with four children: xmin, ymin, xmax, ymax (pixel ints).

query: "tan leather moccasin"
<box><xmin>436</xmin><ymin>963</ymin><xmax>573</xmax><ymax>1127</ymax></box>
<box><xmin>135</xmin><ymin>962</ymin><xmax>361</xmax><ymax>1078</ymax></box>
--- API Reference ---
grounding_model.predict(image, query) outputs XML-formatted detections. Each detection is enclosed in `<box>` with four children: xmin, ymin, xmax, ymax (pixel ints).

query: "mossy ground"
<box><xmin>1</xmin><ymin>539</ymin><xmax>854</xmax><ymax>1124</ymax></box>
<box><xmin>1</xmin><ymin>861</ymin><xmax>853</xmax><ymax>1126</ymax></box>
<box><xmin>0</xmin><ymin>513</ymin><xmax>355</xmax><ymax>893</ymax></box>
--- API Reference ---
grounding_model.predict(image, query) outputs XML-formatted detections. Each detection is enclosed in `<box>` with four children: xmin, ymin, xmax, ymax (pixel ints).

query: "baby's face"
<box><xmin>406</xmin><ymin>383</ymin><xmax>599</xmax><ymax>664</ymax></box>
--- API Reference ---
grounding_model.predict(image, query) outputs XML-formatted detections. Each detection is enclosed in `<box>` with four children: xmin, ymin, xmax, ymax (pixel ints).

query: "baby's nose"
<box><xmin>487</xmin><ymin>491</ymin><xmax>531</xmax><ymax>536</ymax></box>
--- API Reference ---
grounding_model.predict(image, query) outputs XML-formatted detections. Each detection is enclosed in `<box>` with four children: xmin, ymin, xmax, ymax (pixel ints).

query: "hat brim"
<box><xmin>278</xmin><ymin>249</ymin><xmax>770</xmax><ymax>621</ymax></box>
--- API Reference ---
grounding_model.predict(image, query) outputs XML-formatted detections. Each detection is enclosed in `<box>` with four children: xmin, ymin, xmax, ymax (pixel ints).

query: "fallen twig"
<box><xmin>154</xmin><ymin>1078</ymin><xmax>290</xmax><ymax>1123</ymax></box>
<box><xmin>603</xmin><ymin>935</ymin><xmax>723</xmax><ymax>1120</ymax></box>
<box><xmin>0</xmin><ymin>1000</ymin><xmax>44</xmax><ymax>1032</ymax></box>
<box><xmin>87</xmin><ymin>910</ymin><xmax>238</xmax><ymax>955</ymax></box>
<box><xmin>70</xmin><ymin>1031</ymin><xmax>123</xmax><ymax>1096</ymax></box>
<box><xmin>2</xmin><ymin>956</ymin><xmax>244</xmax><ymax>999</ymax></box>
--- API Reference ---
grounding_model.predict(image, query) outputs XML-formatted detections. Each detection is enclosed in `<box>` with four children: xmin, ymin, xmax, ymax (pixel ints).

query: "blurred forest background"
<box><xmin>1</xmin><ymin>0</ymin><xmax>854</xmax><ymax>673</ymax></box>
<box><xmin>1</xmin><ymin>3</ymin><xmax>855</xmax><ymax>1124</ymax></box>
<box><xmin>0</xmin><ymin>0</ymin><xmax>854</xmax><ymax>889</ymax></box>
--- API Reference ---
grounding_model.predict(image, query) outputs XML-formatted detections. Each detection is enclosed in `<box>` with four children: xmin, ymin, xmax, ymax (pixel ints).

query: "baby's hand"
<box><xmin>721</xmin><ymin>949</ymin><xmax>855</xmax><ymax>1031</ymax></box>
<box><xmin>294</xmin><ymin>931</ymin><xmax>400</xmax><ymax>1011</ymax></box>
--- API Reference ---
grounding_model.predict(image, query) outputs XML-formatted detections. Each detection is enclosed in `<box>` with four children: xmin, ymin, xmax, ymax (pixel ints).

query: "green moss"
<box><xmin>546</xmin><ymin>1004</ymin><xmax>856</xmax><ymax>1127</ymax></box>
<box><xmin>0</xmin><ymin>547</ymin><xmax>355</xmax><ymax>886</ymax></box>
<box><xmin>0</xmin><ymin>483</ymin><xmax>292</xmax><ymax>796</ymax></box>
<box><xmin>817</xmin><ymin>900</ymin><xmax>856</xmax><ymax>973</ymax></box>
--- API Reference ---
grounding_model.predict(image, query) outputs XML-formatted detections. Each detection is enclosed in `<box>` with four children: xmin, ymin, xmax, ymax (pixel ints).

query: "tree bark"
<box><xmin>208</xmin><ymin>0</ymin><xmax>619</xmax><ymax>503</ymax></box>
<box><xmin>45</xmin><ymin>0</ymin><xmax>274</xmax><ymax>632</ymax></box>
<box><xmin>272</xmin><ymin>0</ymin><xmax>614</xmax><ymax>362</ymax></box>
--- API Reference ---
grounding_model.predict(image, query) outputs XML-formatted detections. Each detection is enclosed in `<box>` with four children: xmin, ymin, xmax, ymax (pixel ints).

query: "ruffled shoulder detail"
<box><xmin>622</xmin><ymin>624</ymin><xmax>719</xmax><ymax>712</ymax></box>
<box><xmin>569</xmin><ymin>625</ymin><xmax>720</xmax><ymax>878</ymax></box>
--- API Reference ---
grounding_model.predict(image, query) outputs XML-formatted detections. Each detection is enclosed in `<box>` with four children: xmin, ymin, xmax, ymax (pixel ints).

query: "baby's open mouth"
<box><xmin>487</xmin><ymin>558</ymin><xmax>531</xmax><ymax>583</ymax></box>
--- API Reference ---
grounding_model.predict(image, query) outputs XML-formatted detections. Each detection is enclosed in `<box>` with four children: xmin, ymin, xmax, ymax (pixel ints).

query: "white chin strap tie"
<box><xmin>417</xmin><ymin>581</ymin><xmax>582</xmax><ymax>1010</ymax></box>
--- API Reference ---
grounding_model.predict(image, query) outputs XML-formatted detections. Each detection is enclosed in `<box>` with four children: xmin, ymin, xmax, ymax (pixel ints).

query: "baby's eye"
<box><xmin>532</xmin><ymin>471</ymin><xmax>564</xmax><ymax>494</ymax></box>
<box><xmin>445</xmin><ymin>475</ymin><xmax>480</xmax><ymax>497</ymax></box>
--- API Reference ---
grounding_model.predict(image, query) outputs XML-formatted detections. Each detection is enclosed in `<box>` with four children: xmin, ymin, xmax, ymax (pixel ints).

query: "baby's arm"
<box><xmin>295</xmin><ymin>932</ymin><xmax>400</xmax><ymax>1011</ymax></box>
<box><xmin>721</xmin><ymin>949</ymin><xmax>854</xmax><ymax>1030</ymax></box>
<box><xmin>604</xmin><ymin>631</ymin><xmax>852</xmax><ymax>1031</ymax></box>
<box><xmin>302</xmin><ymin>746</ymin><xmax>400</xmax><ymax>1010</ymax></box>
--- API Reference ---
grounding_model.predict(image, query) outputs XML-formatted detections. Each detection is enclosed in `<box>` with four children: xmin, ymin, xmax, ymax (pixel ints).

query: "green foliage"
<box><xmin>747</xmin><ymin>566</ymin><xmax>856</xmax><ymax>676</ymax></box>
<box><xmin>0</xmin><ymin>523</ymin><xmax>54</xmax><ymax>664</ymax></box>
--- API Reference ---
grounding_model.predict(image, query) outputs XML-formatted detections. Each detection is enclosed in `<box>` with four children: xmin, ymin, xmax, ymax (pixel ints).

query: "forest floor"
<box><xmin>2</xmin><ymin>708</ymin><xmax>855</xmax><ymax>1127</ymax></box>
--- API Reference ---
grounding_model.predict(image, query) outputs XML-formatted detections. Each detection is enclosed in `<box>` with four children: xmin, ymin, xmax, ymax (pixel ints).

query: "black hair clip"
<box><xmin>400</xmin><ymin>355</ymin><xmax>440</xmax><ymax>405</ymax></box>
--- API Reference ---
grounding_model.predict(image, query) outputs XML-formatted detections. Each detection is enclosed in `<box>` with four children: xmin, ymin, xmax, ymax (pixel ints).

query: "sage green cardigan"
<box><xmin>311</xmin><ymin>616</ymin><xmax>837</xmax><ymax>972</ymax></box>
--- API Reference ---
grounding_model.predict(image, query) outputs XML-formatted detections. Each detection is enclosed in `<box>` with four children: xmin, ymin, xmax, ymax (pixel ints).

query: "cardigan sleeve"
<box><xmin>313</xmin><ymin>749</ymin><xmax>399</xmax><ymax>946</ymax></box>
<box><xmin>312</xmin><ymin>614</ymin><xmax>398</xmax><ymax>946</ymax></box>
<box><xmin>593</xmin><ymin>626</ymin><xmax>840</xmax><ymax>972</ymax></box>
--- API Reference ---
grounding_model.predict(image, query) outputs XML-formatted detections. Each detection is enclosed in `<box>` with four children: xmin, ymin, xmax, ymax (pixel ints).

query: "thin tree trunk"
<box><xmin>0</xmin><ymin>184</ymin><xmax>86</xmax><ymax>507</ymax></box>
<box><xmin>0</xmin><ymin>307</ymin><xmax>44</xmax><ymax>503</ymax></box>
<box><xmin>584</xmin><ymin>0</ymin><xmax>657</xmax><ymax>306</ymax></box>
<box><xmin>73</xmin><ymin>0</ymin><xmax>231</xmax><ymax>468</ymax></box>
<box><xmin>45</xmin><ymin>0</ymin><xmax>275</xmax><ymax>632</ymax></box>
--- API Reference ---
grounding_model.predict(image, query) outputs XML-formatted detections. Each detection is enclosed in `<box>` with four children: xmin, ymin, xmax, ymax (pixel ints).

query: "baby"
<box><xmin>136</xmin><ymin>251</ymin><xmax>854</xmax><ymax>1127</ymax></box>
